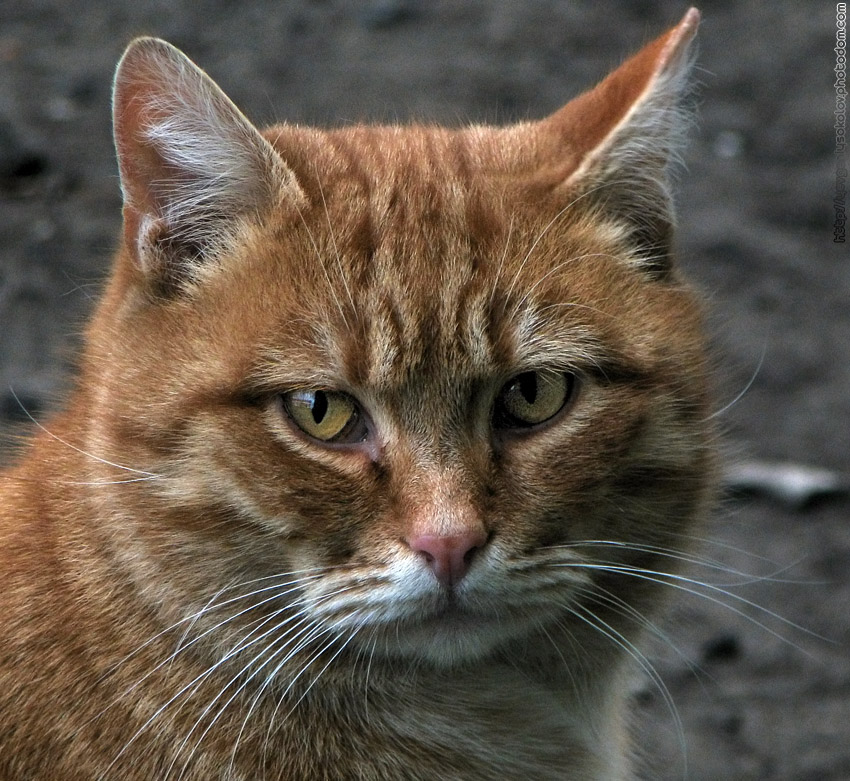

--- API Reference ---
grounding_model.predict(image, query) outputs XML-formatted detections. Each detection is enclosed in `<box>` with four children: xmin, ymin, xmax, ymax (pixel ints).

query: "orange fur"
<box><xmin>0</xmin><ymin>9</ymin><xmax>712</xmax><ymax>779</ymax></box>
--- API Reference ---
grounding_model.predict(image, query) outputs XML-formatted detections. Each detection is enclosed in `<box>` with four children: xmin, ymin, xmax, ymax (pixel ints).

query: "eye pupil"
<box><xmin>311</xmin><ymin>390</ymin><xmax>328</xmax><ymax>424</ymax></box>
<box><xmin>518</xmin><ymin>372</ymin><xmax>537</xmax><ymax>404</ymax></box>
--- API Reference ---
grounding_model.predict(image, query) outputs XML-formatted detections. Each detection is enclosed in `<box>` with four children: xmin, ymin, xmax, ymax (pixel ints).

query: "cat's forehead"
<box><xmin>249</xmin><ymin>125</ymin><xmax>636</xmax><ymax>395</ymax></box>
<box><xmin>265</xmin><ymin>122</ymin><xmax>530</xmax><ymax>190</ymax></box>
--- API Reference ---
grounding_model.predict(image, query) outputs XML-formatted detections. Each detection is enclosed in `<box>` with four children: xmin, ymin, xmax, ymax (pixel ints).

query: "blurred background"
<box><xmin>1</xmin><ymin>1</ymin><xmax>847</xmax><ymax>778</ymax></box>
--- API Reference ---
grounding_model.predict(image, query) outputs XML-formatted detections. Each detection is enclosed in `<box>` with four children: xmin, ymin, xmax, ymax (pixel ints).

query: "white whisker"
<box><xmin>551</xmin><ymin>539</ymin><xmax>801</xmax><ymax>587</ymax></box>
<box><xmin>169</xmin><ymin>611</ymin><xmax>324</xmax><ymax>779</ymax></box>
<box><xmin>292</xmin><ymin>197</ymin><xmax>350</xmax><ymax>329</ymax></box>
<box><xmin>7</xmin><ymin>387</ymin><xmax>159</xmax><ymax>478</ymax></box>
<box><xmin>260</xmin><ymin>617</ymin><xmax>367</xmax><ymax>770</ymax></box>
<box><xmin>568</xmin><ymin>601</ymin><xmax>688</xmax><ymax>779</ymax></box>
<box><xmin>96</xmin><ymin>570</ymin><xmax>326</xmax><ymax>689</ymax></box>
<box><xmin>488</xmin><ymin>212</ymin><xmax>516</xmax><ymax>306</ymax></box>
<box><xmin>557</xmin><ymin>561</ymin><xmax>825</xmax><ymax>651</ymax></box>
<box><xmin>706</xmin><ymin>339</ymin><xmax>767</xmax><ymax>421</ymax></box>
<box><xmin>315</xmin><ymin>164</ymin><xmax>357</xmax><ymax>316</ymax></box>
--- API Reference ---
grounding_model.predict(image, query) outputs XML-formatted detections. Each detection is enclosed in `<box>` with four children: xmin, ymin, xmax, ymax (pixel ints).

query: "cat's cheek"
<box><xmin>161</xmin><ymin>412</ymin><xmax>378</xmax><ymax>550</ymax></box>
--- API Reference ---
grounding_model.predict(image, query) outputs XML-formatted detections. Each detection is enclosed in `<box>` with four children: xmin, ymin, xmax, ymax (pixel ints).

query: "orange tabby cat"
<box><xmin>0</xmin><ymin>8</ymin><xmax>712</xmax><ymax>780</ymax></box>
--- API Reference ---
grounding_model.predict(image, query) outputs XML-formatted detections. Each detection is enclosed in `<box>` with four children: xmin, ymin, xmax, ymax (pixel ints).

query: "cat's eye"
<box><xmin>282</xmin><ymin>389</ymin><xmax>366</xmax><ymax>444</ymax></box>
<box><xmin>493</xmin><ymin>370</ymin><xmax>576</xmax><ymax>430</ymax></box>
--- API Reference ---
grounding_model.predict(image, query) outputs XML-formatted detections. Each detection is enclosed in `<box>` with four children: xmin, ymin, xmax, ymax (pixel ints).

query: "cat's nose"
<box><xmin>406</xmin><ymin>531</ymin><xmax>487</xmax><ymax>588</ymax></box>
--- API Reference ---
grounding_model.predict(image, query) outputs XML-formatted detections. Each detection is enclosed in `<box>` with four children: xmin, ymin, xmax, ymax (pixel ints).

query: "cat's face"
<box><xmin>89</xmin><ymin>18</ymin><xmax>711</xmax><ymax>670</ymax></box>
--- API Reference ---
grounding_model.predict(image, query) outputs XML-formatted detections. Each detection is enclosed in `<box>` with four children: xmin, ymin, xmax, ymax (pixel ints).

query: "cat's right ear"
<box><xmin>112</xmin><ymin>38</ymin><xmax>304</xmax><ymax>290</ymax></box>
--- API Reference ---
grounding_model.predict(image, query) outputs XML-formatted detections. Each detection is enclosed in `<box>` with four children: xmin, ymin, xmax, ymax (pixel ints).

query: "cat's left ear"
<box><xmin>540</xmin><ymin>8</ymin><xmax>700</xmax><ymax>276</ymax></box>
<box><xmin>112</xmin><ymin>38</ymin><xmax>304</xmax><ymax>290</ymax></box>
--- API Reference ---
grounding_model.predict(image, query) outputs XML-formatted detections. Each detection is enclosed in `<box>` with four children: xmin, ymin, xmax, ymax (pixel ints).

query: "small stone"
<box><xmin>359</xmin><ymin>0</ymin><xmax>417</xmax><ymax>30</ymax></box>
<box><xmin>0</xmin><ymin>119</ymin><xmax>48</xmax><ymax>187</ymax></box>
<box><xmin>0</xmin><ymin>390</ymin><xmax>43</xmax><ymax>423</ymax></box>
<box><xmin>702</xmin><ymin>633</ymin><xmax>741</xmax><ymax>663</ymax></box>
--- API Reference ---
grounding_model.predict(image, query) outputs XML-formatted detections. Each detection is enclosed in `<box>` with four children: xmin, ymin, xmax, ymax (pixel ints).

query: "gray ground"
<box><xmin>1</xmin><ymin>1</ymin><xmax>847</xmax><ymax>778</ymax></box>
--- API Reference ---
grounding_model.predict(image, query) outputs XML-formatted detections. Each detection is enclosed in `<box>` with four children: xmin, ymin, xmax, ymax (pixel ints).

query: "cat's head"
<box><xmin>85</xmin><ymin>9</ymin><xmax>712</xmax><ymax>668</ymax></box>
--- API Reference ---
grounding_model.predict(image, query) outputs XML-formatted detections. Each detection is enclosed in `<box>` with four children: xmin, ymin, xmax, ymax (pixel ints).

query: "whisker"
<box><xmin>169</xmin><ymin>582</ymin><xmax>359</xmax><ymax>776</ymax></box>
<box><xmin>488</xmin><ymin>212</ymin><xmax>516</xmax><ymax>306</ymax></box>
<box><xmin>283</xmin><ymin>618</ymin><xmax>366</xmax><ymax>718</ymax></box>
<box><xmin>96</xmin><ymin>599</ymin><xmax>308</xmax><ymax>779</ymax></box>
<box><xmin>169</xmin><ymin>581</ymin><xmax>241</xmax><ymax>669</ymax></box>
<box><xmin>96</xmin><ymin>570</ymin><xmax>327</xmax><ymax>688</ymax></box>
<box><xmin>61</xmin><ymin>476</ymin><xmax>162</xmax><ymax>486</ymax></box>
<box><xmin>502</xmin><ymin>178</ymin><xmax>637</xmax><ymax>305</ymax></box>
<box><xmin>291</xmin><ymin>196</ymin><xmax>350</xmax><ymax>330</ymax></box>
<box><xmin>534</xmin><ymin>617</ymin><xmax>581</xmax><ymax>693</ymax></box>
<box><xmin>667</xmin><ymin>531</ymin><xmax>789</xmax><ymax>563</ymax></box>
<box><xmin>578</xmin><ymin>584</ymin><xmax>711</xmax><ymax>687</ymax></box>
<box><xmin>7</xmin><ymin>387</ymin><xmax>159</xmax><ymax>478</ymax></box>
<box><xmin>258</xmin><ymin>623</ymin><xmax>343</xmax><ymax>768</ymax></box>
<box><xmin>533</xmin><ymin>299</ymin><xmax>614</xmax><ymax>320</ymax></box>
<box><xmin>85</xmin><ymin>570</ymin><xmax>334</xmax><ymax>762</ymax></box>
<box><xmin>667</xmin><ymin>532</ymin><xmax>824</xmax><ymax>585</ymax></box>
<box><xmin>560</xmin><ymin>562</ymin><xmax>826</xmax><ymax>651</ymax></box>
<box><xmin>359</xmin><ymin>627</ymin><xmax>380</xmax><ymax>726</ymax></box>
<box><xmin>507</xmin><ymin>252</ymin><xmax>616</xmax><ymax>325</ymax></box>
<box><xmin>120</xmin><ymin>599</ymin><xmax>329</xmax><ymax>778</ymax></box>
<box><xmin>705</xmin><ymin>339</ymin><xmax>767</xmax><ymax>422</ymax></box>
<box><xmin>315</xmin><ymin>164</ymin><xmax>357</xmax><ymax>316</ymax></box>
<box><xmin>551</xmin><ymin>539</ymin><xmax>802</xmax><ymax>587</ymax></box>
<box><xmin>169</xmin><ymin>611</ymin><xmax>325</xmax><ymax>779</ymax></box>
<box><xmin>260</xmin><ymin>617</ymin><xmax>367</xmax><ymax>769</ymax></box>
<box><xmin>567</xmin><ymin>601</ymin><xmax>688</xmax><ymax>779</ymax></box>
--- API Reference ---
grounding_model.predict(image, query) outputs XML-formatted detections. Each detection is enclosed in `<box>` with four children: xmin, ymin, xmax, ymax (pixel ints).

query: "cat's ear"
<box><xmin>541</xmin><ymin>8</ymin><xmax>700</xmax><ymax>276</ymax></box>
<box><xmin>112</xmin><ymin>38</ymin><xmax>304</xmax><ymax>289</ymax></box>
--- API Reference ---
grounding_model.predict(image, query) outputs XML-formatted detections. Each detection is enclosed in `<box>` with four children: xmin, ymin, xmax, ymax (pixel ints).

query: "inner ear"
<box><xmin>130</xmin><ymin>212</ymin><xmax>209</xmax><ymax>297</ymax></box>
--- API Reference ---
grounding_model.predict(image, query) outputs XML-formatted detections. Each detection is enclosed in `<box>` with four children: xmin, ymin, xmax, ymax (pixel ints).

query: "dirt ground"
<box><xmin>1</xmin><ymin>1</ymin><xmax>847</xmax><ymax>779</ymax></box>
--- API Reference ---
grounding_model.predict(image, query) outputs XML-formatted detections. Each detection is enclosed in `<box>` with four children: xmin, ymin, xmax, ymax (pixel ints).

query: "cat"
<box><xmin>0</xmin><ymin>7</ymin><xmax>712</xmax><ymax>780</ymax></box>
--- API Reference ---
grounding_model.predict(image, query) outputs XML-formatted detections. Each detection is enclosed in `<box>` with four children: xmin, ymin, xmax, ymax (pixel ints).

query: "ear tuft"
<box><xmin>112</xmin><ymin>38</ymin><xmax>303</xmax><ymax>290</ymax></box>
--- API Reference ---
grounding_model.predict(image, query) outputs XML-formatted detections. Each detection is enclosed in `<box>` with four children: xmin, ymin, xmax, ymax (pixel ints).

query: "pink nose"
<box><xmin>406</xmin><ymin>531</ymin><xmax>488</xmax><ymax>588</ymax></box>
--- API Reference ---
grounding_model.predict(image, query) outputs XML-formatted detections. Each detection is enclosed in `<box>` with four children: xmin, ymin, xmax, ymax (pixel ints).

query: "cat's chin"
<box><xmin>368</xmin><ymin>607</ymin><xmax>537</xmax><ymax>669</ymax></box>
<box><xmin>383</xmin><ymin>624</ymin><xmax>504</xmax><ymax>668</ymax></box>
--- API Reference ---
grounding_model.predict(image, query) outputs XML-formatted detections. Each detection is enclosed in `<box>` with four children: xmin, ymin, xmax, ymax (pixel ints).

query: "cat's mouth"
<box><xmin>360</xmin><ymin>590</ymin><xmax>553</xmax><ymax>667</ymax></box>
<box><xmin>305</xmin><ymin>557</ymin><xmax>583</xmax><ymax>666</ymax></box>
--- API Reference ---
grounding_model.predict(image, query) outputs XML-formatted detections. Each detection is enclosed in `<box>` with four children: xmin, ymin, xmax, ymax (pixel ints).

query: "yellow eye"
<box><xmin>495</xmin><ymin>371</ymin><xmax>575</xmax><ymax>429</ymax></box>
<box><xmin>282</xmin><ymin>389</ymin><xmax>364</xmax><ymax>443</ymax></box>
